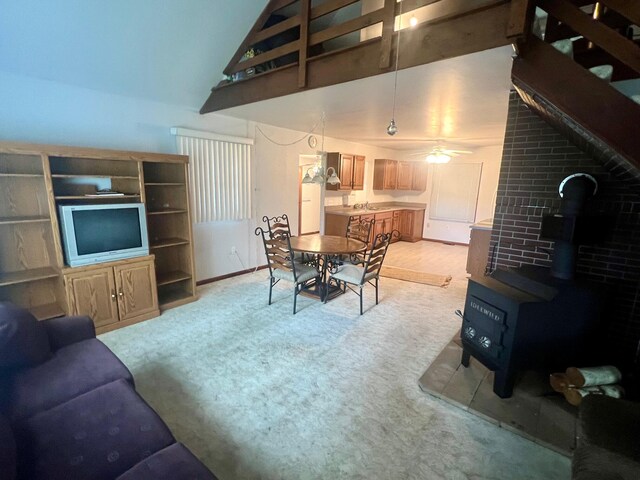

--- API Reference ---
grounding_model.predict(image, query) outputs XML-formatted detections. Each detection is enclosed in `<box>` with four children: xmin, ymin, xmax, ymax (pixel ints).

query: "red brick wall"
<box><xmin>489</xmin><ymin>92</ymin><xmax>640</xmax><ymax>367</ymax></box>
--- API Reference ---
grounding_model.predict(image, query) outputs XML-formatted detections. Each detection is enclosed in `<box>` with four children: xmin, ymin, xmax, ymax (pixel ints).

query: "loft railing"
<box><xmin>202</xmin><ymin>0</ymin><xmax>509</xmax><ymax>113</ymax></box>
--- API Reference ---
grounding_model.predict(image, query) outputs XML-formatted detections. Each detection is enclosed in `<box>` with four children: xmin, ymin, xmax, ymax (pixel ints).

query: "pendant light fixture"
<box><xmin>301</xmin><ymin>113</ymin><xmax>341</xmax><ymax>185</ymax></box>
<box><xmin>387</xmin><ymin>0</ymin><xmax>404</xmax><ymax>136</ymax></box>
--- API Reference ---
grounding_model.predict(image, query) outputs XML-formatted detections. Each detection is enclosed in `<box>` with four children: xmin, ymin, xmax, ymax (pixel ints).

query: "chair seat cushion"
<box><xmin>6</xmin><ymin>338</ymin><xmax>133</xmax><ymax>421</ymax></box>
<box><xmin>331</xmin><ymin>265</ymin><xmax>376</xmax><ymax>285</ymax></box>
<box><xmin>116</xmin><ymin>443</ymin><xmax>217</xmax><ymax>480</ymax></box>
<box><xmin>273</xmin><ymin>264</ymin><xmax>318</xmax><ymax>283</ymax></box>
<box><xmin>14</xmin><ymin>379</ymin><xmax>175</xmax><ymax>480</ymax></box>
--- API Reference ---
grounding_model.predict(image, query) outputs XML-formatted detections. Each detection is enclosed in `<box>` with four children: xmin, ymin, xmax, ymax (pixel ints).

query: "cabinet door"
<box><xmin>412</xmin><ymin>162</ymin><xmax>428</xmax><ymax>191</ymax></box>
<box><xmin>391</xmin><ymin>213</ymin><xmax>401</xmax><ymax>242</ymax></box>
<box><xmin>113</xmin><ymin>259</ymin><xmax>158</xmax><ymax>322</ymax></box>
<box><xmin>400</xmin><ymin>211</ymin><xmax>415</xmax><ymax>239</ymax></box>
<box><xmin>383</xmin><ymin>160</ymin><xmax>397</xmax><ymax>189</ymax></box>
<box><xmin>352</xmin><ymin>155</ymin><xmax>365</xmax><ymax>190</ymax></box>
<box><xmin>65</xmin><ymin>268</ymin><xmax>119</xmax><ymax>328</ymax></box>
<box><xmin>339</xmin><ymin>154</ymin><xmax>354</xmax><ymax>190</ymax></box>
<box><xmin>396</xmin><ymin>162</ymin><xmax>413</xmax><ymax>190</ymax></box>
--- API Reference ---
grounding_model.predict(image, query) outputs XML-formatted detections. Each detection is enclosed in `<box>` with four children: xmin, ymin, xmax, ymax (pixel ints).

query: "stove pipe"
<box><xmin>550</xmin><ymin>173</ymin><xmax>598</xmax><ymax>280</ymax></box>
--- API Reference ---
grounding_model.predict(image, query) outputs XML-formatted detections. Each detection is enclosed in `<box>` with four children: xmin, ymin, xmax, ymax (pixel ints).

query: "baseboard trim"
<box><xmin>197</xmin><ymin>265</ymin><xmax>268</xmax><ymax>286</ymax></box>
<box><xmin>422</xmin><ymin>237</ymin><xmax>469</xmax><ymax>247</ymax></box>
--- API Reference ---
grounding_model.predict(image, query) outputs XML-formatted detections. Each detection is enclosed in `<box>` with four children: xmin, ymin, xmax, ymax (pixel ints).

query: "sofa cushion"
<box><xmin>0</xmin><ymin>413</ymin><xmax>16</xmax><ymax>480</ymax></box>
<box><xmin>6</xmin><ymin>338</ymin><xmax>133</xmax><ymax>421</ymax></box>
<box><xmin>0</xmin><ymin>302</ymin><xmax>51</xmax><ymax>369</ymax></box>
<box><xmin>116</xmin><ymin>443</ymin><xmax>217</xmax><ymax>480</ymax></box>
<box><xmin>14</xmin><ymin>379</ymin><xmax>175</xmax><ymax>480</ymax></box>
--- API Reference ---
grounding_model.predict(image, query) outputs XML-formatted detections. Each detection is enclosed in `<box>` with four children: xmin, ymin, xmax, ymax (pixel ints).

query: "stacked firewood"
<box><xmin>550</xmin><ymin>366</ymin><xmax>624</xmax><ymax>406</ymax></box>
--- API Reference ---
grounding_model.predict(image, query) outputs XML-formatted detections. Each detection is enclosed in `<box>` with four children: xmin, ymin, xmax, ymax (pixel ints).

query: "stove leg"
<box><xmin>493</xmin><ymin>369</ymin><xmax>516</xmax><ymax>398</ymax></box>
<box><xmin>461</xmin><ymin>349</ymin><xmax>471</xmax><ymax>368</ymax></box>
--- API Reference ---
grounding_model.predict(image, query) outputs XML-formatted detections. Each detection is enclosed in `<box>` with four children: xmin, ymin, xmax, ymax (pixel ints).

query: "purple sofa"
<box><xmin>0</xmin><ymin>302</ymin><xmax>217</xmax><ymax>480</ymax></box>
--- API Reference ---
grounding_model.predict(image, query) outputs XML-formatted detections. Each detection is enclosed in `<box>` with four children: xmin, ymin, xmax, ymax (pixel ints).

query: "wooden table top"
<box><xmin>289</xmin><ymin>234</ymin><xmax>367</xmax><ymax>255</ymax></box>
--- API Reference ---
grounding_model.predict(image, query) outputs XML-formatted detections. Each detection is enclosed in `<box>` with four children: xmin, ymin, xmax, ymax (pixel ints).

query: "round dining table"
<box><xmin>289</xmin><ymin>234</ymin><xmax>367</xmax><ymax>302</ymax></box>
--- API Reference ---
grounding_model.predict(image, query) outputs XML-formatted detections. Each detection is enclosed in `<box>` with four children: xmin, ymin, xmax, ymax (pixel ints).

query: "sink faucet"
<box><xmin>353</xmin><ymin>201</ymin><xmax>369</xmax><ymax>210</ymax></box>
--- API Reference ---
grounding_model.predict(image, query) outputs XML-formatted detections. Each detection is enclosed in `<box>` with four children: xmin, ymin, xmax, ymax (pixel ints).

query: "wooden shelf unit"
<box><xmin>0</xmin><ymin>141</ymin><xmax>197</xmax><ymax>328</ymax></box>
<box><xmin>143</xmin><ymin>161</ymin><xmax>196</xmax><ymax>310</ymax></box>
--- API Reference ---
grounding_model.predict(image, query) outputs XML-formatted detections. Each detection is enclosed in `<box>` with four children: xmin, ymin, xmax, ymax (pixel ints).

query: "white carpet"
<box><xmin>100</xmin><ymin>273</ymin><xmax>570</xmax><ymax>480</ymax></box>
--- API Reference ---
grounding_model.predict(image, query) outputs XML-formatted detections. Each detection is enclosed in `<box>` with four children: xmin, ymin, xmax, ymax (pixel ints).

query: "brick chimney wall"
<box><xmin>489</xmin><ymin>91</ymin><xmax>640</xmax><ymax>367</ymax></box>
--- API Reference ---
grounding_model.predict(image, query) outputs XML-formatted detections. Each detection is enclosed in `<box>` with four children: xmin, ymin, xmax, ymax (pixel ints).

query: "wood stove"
<box><xmin>460</xmin><ymin>173</ymin><xmax>609</xmax><ymax>398</ymax></box>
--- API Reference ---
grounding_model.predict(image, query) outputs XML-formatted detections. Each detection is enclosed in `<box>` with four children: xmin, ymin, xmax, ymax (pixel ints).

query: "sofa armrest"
<box><xmin>42</xmin><ymin>316</ymin><xmax>96</xmax><ymax>351</ymax></box>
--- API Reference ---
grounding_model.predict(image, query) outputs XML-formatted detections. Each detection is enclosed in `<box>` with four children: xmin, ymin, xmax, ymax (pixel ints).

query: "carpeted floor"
<box><xmin>100</xmin><ymin>273</ymin><xmax>570</xmax><ymax>480</ymax></box>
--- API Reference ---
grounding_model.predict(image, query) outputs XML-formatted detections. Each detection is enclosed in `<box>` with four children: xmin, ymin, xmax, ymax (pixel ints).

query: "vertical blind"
<box><xmin>172</xmin><ymin>128</ymin><xmax>253</xmax><ymax>223</ymax></box>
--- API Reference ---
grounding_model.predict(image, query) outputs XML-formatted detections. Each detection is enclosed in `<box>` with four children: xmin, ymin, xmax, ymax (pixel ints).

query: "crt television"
<box><xmin>59</xmin><ymin>203</ymin><xmax>149</xmax><ymax>267</ymax></box>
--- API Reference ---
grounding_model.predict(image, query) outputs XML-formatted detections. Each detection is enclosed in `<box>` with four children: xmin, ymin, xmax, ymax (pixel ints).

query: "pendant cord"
<box><xmin>391</xmin><ymin>0</ymin><xmax>403</xmax><ymax>121</ymax></box>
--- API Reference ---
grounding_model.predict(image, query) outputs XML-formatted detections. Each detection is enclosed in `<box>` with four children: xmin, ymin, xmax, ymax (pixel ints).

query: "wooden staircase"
<box><xmin>511</xmin><ymin>0</ymin><xmax>640</xmax><ymax>181</ymax></box>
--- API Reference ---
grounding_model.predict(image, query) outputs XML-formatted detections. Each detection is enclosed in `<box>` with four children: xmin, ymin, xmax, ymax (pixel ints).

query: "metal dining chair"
<box><xmin>328</xmin><ymin>231</ymin><xmax>393</xmax><ymax>315</ymax></box>
<box><xmin>344</xmin><ymin>216</ymin><xmax>375</xmax><ymax>265</ymax></box>
<box><xmin>262</xmin><ymin>214</ymin><xmax>292</xmax><ymax>239</ymax></box>
<box><xmin>262</xmin><ymin>213</ymin><xmax>310</xmax><ymax>264</ymax></box>
<box><xmin>255</xmin><ymin>227</ymin><xmax>320</xmax><ymax>314</ymax></box>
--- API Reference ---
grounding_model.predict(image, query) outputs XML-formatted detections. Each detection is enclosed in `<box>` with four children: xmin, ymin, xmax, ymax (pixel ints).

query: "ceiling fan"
<box><xmin>409</xmin><ymin>145</ymin><xmax>473</xmax><ymax>164</ymax></box>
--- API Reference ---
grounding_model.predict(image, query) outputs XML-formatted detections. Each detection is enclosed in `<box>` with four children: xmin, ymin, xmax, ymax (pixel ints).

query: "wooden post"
<box><xmin>379</xmin><ymin>0</ymin><xmax>397</xmax><ymax>69</ymax></box>
<box><xmin>507</xmin><ymin>0</ymin><xmax>534</xmax><ymax>55</ymax></box>
<box><xmin>299</xmin><ymin>0</ymin><xmax>311</xmax><ymax>88</ymax></box>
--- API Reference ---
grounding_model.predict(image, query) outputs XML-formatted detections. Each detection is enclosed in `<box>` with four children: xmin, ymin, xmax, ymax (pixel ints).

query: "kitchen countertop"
<box><xmin>325</xmin><ymin>202</ymin><xmax>427</xmax><ymax>217</ymax></box>
<box><xmin>470</xmin><ymin>218</ymin><xmax>494</xmax><ymax>230</ymax></box>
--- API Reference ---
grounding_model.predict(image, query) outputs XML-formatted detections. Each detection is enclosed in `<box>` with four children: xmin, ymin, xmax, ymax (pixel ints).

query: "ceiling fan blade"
<box><xmin>443</xmin><ymin>149</ymin><xmax>473</xmax><ymax>154</ymax></box>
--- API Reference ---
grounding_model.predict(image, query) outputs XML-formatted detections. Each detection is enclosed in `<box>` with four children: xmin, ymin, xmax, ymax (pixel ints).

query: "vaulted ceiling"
<box><xmin>0</xmin><ymin>0</ymin><xmax>512</xmax><ymax>151</ymax></box>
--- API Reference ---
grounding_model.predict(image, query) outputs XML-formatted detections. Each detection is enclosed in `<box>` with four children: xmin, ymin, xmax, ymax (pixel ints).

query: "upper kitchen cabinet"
<box><xmin>326</xmin><ymin>153</ymin><xmax>365</xmax><ymax>191</ymax></box>
<box><xmin>412</xmin><ymin>162</ymin><xmax>428</xmax><ymax>191</ymax></box>
<box><xmin>373</xmin><ymin>159</ymin><xmax>397</xmax><ymax>190</ymax></box>
<box><xmin>396</xmin><ymin>161</ymin><xmax>413</xmax><ymax>190</ymax></box>
<box><xmin>373</xmin><ymin>159</ymin><xmax>427</xmax><ymax>191</ymax></box>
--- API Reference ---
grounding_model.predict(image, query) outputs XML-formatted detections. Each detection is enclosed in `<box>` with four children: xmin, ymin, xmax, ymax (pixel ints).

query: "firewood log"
<box><xmin>565</xmin><ymin>366</ymin><xmax>622</xmax><ymax>387</ymax></box>
<box><xmin>550</xmin><ymin>372</ymin><xmax>570</xmax><ymax>392</ymax></box>
<box><xmin>563</xmin><ymin>384</ymin><xmax>625</xmax><ymax>406</ymax></box>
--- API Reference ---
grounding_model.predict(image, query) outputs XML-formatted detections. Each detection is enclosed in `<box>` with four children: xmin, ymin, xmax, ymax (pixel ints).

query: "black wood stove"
<box><xmin>460</xmin><ymin>173</ymin><xmax>609</xmax><ymax>398</ymax></box>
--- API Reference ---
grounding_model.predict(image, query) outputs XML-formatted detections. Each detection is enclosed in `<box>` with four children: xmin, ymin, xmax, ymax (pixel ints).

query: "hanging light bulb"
<box><xmin>387</xmin><ymin>119</ymin><xmax>398</xmax><ymax>136</ymax></box>
<box><xmin>410</xmin><ymin>15</ymin><xmax>418</xmax><ymax>27</ymax></box>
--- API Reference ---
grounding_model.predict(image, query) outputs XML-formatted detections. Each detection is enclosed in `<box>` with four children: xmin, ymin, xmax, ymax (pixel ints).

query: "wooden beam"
<box><xmin>228</xmin><ymin>41</ymin><xmax>301</xmax><ymax>75</ymax></box>
<box><xmin>201</xmin><ymin>3</ymin><xmax>511</xmax><ymax>113</ymax></box>
<box><xmin>512</xmin><ymin>36</ymin><xmax>640</xmax><ymax>171</ymax></box>
<box><xmin>223</xmin><ymin>0</ymin><xmax>299</xmax><ymax>76</ymax></box>
<box><xmin>299</xmin><ymin>0</ymin><xmax>311</xmax><ymax>87</ymax></box>
<box><xmin>539</xmin><ymin>0</ymin><xmax>640</xmax><ymax>75</ymax></box>
<box><xmin>598</xmin><ymin>0</ymin><xmax>640</xmax><ymax>27</ymax></box>
<box><xmin>309</xmin><ymin>8</ymin><xmax>386</xmax><ymax>47</ymax></box>
<box><xmin>379</xmin><ymin>0</ymin><xmax>397</xmax><ymax>69</ymax></box>
<box><xmin>506</xmin><ymin>0</ymin><xmax>533</xmax><ymax>40</ymax></box>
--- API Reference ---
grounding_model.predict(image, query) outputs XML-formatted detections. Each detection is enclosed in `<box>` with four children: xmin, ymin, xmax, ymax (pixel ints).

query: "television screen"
<box><xmin>72</xmin><ymin>207</ymin><xmax>143</xmax><ymax>255</ymax></box>
<box><xmin>59</xmin><ymin>203</ymin><xmax>149</xmax><ymax>267</ymax></box>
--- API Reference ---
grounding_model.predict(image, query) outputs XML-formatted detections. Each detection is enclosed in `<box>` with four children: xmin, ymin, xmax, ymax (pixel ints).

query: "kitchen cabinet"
<box><xmin>326</xmin><ymin>152</ymin><xmax>365</xmax><ymax>191</ymax></box>
<box><xmin>63</xmin><ymin>256</ymin><xmax>159</xmax><ymax>333</ymax></box>
<box><xmin>399</xmin><ymin>209</ymin><xmax>425</xmax><ymax>243</ymax></box>
<box><xmin>373</xmin><ymin>211</ymin><xmax>393</xmax><ymax>240</ymax></box>
<box><xmin>373</xmin><ymin>159</ymin><xmax>428</xmax><ymax>191</ymax></box>
<box><xmin>373</xmin><ymin>159</ymin><xmax>397</xmax><ymax>190</ymax></box>
<box><xmin>396</xmin><ymin>161</ymin><xmax>414</xmax><ymax>190</ymax></box>
<box><xmin>412</xmin><ymin>162</ymin><xmax>428</xmax><ymax>191</ymax></box>
<box><xmin>392</xmin><ymin>211</ymin><xmax>401</xmax><ymax>242</ymax></box>
<box><xmin>466</xmin><ymin>221</ymin><xmax>493</xmax><ymax>278</ymax></box>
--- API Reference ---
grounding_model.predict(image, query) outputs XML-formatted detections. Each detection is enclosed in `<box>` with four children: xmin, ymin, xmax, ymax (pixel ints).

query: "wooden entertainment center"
<box><xmin>0</xmin><ymin>141</ymin><xmax>197</xmax><ymax>333</ymax></box>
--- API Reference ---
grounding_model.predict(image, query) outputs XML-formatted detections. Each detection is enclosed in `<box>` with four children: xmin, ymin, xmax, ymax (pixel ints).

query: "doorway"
<box><xmin>298</xmin><ymin>155</ymin><xmax>324</xmax><ymax>236</ymax></box>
